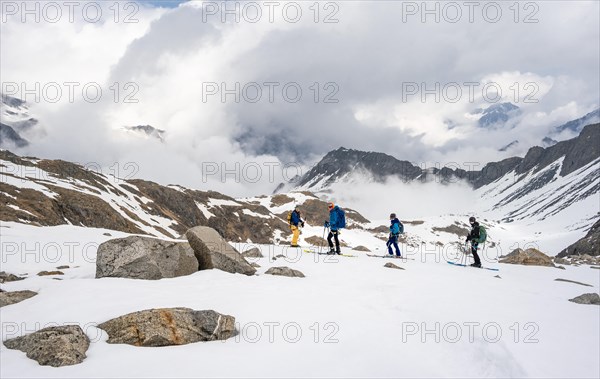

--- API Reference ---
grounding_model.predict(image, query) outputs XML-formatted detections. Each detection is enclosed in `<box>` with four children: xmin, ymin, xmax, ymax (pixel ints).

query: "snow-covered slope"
<box><xmin>0</xmin><ymin>222</ymin><xmax>598</xmax><ymax>378</ymax></box>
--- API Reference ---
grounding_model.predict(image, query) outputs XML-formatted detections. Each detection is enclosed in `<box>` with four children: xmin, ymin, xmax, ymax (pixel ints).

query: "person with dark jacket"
<box><xmin>324</xmin><ymin>202</ymin><xmax>341</xmax><ymax>254</ymax></box>
<box><xmin>290</xmin><ymin>207</ymin><xmax>304</xmax><ymax>247</ymax></box>
<box><xmin>387</xmin><ymin>213</ymin><xmax>402</xmax><ymax>257</ymax></box>
<box><xmin>466</xmin><ymin>216</ymin><xmax>482</xmax><ymax>268</ymax></box>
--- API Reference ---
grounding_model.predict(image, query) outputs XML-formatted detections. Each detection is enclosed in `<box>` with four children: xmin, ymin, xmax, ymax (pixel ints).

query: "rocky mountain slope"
<box><xmin>291</xmin><ymin>124</ymin><xmax>600</xmax><ymax>229</ymax></box>
<box><xmin>0</xmin><ymin>150</ymin><xmax>374</xmax><ymax>244</ymax></box>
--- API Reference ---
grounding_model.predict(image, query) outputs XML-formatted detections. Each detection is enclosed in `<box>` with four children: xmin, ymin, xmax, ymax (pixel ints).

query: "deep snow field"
<box><xmin>1</xmin><ymin>221</ymin><xmax>599</xmax><ymax>378</ymax></box>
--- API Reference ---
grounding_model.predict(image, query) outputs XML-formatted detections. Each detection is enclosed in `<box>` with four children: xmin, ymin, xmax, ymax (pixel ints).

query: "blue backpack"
<box><xmin>336</xmin><ymin>208</ymin><xmax>346</xmax><ymax>228</ymax></box>
<box><xmin>398</xmin><ymin>221</ymin><xmax>404</xmax><ymax>234</ymax></box>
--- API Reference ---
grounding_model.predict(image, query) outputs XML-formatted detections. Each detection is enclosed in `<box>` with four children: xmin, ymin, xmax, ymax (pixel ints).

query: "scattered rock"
<box><xmin>554</xmin><ymin>278</ymin><xmax>593</xmax><ymax>287</ymax></box>
<box><xmin>352</xmin><ymin>245</ymin><xmax>371</xmax><ymax>252</ymax></box>
<box><xmin>275</xmin><ymin>254</ymin><xmax>285</xmax><ymax>258</ymax></box>
<box><xmin>242</xmin><ymin>247</ymin><xmax>263</xmax><ymax>258</ymax></box>
<box><xmin>265</xmin><ymin>266</ymin><xmax>305</xmax><ymax>278</ymax></box>
<box><xmin>557</xmin><ymin>266</ymin><xmax>566</xmax><ymax>270</ymax></box>
<box><xmin>37</xmin><ymin>271</ymin><xmax>64</xmax><ymax>276</ymax></box>
<box><xmin>103</xmin><ymin>232</ymin><xmax>112</xmax><ymax>236</ymax></box>
<box><xmin>270</xmin><ymin>194</ymin><xmax>294</xmax><ymax>207</ymax></box>
<box><xmin>432</xmin><ymin>225</ymin><xmax>470</xmax><ymax>238</ymax></box>
<box><xmin>56</xmin><ymin>265</ymin><xmax>70</xmax><ymax>270</ymax></box>
<box><xmin>3</xmin><ymin>325</ymin><xmax>90</xmax><ymax>367</ymax></box>
<box><xmin>185</xmin><ymin>226</ymin><xmax>256</xmax><ymax>276</ymax></box>
<box><xmin>568</xmin><ymin>293</ymin><xmax>600</xmax><ymax>305</ymax></box>
<box><xmin>250</xmin><ymin>262</ymin><xmax>261</xmax><ymax>268</ymax></box>
<box><xmin>0</xmin><ymin>290</ymin><xmax>38</xmax><ymax>307</ymax></box>
<box><xmin>0</xmin><ymin>272</ymin><xmax>25</xmax><ymax>283</ymax></box>
<box><xmin>96</xmin><ymin>236</ymin><xmax>198</xmax><ymax>280</ymax></box>
<box><xmin>591</xmin><ymin>266</ymin><xmax>600</xmax><ymax>270</ymax></box>
<box><xmin>304</xmin><ymin>236</ymin><xmax>327</xmax><ymax>246</ymax></box>
<box><xmin>499</xmin><ymin>248</ymin><xmax>555</xmax><ymax>267</ymax></box>
<box><xmin>494</xmin><ymin>275</ymin><xmax>502</xmax><ymax>279</ymax></box>
<box><xmin>98</xmin><ymin>308</ymin><xmax>236</xmax><ymax>347</ymax></box>
<box><xmin>383</xmin><ymin>262</ymin><xmax>404</xmax><ymax>270</ymax></box>
<box><xmin>52</xmin><ymin>278</ymin><xmax>63</xmax><ymax>281</ymax></box>
<box><xmin>553</xmin><ymin>257</ymin><xmax>571</xmax><ymax>265</ymax></box>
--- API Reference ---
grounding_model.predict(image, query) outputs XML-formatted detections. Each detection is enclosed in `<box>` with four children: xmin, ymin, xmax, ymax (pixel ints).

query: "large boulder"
<box><xmin>96</xmin><ymin>236</ymin><xmax>199</xmax><ymax>280</ymax></box>
<box><xmin>98</xmin><ymin>308</ymin><xmax>236</xmax><ymax>347</ymax></box>
<box><xmin>3</xmin><ymin>325</ymin><xmax>90</xmax><ymax>367</ymax></box>
<box><xmin>185</xmin><ymin>226</ymin><xmax>256</xmax><ymax>276</ymax></box>
<box><xmin>499</xmin><ymin>248</ymin><xmax>555</xmax><ymax>267</ymax></box>
<box><xmin>568</xmin><ymin>293</ymin><xmax>600</xmax><ymax>305</ymax></box>
<box><xmin>0</xmin><ymin>290</ymin><xmax>38</xmax><ymax>307</ymax></box>
<box><xmin>265</xmin><ymin>266</ymin><xmax>305</xmax><ymax>278</ymax></box>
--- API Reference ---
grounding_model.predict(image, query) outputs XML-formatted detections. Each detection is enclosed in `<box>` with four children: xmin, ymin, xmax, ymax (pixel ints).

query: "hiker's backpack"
<box><xmin>478</xmin><ymin>225</ymin><xmax>487</xmax><ymax>243</ymax></box>
<box><xmin>287</xmin><ymin>212</ymin><xmax>292</xmax><ymax>225</ymax></box>
<box><xmin>398</xmin><ymin>221</ymin><xmax>404</xmax><ymax>234</ymax></box>
<box><xmin>336</xmin><ymin>208</ymin><xmax>346</xmax><ymax>228</ymax></box>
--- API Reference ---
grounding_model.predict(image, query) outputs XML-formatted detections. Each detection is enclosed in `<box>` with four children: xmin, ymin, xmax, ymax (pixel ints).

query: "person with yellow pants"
<box><xmin>289</xmin><ymin>207</ymin><xmax>304</xmax><ymax>247</ymax></box>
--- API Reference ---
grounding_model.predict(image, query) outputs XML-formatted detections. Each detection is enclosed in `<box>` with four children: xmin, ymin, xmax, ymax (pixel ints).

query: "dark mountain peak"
<box><xmin>297</xmin><ymin>124</ymin><xmax>600</xmax><ymax>192</ymax></box>
<box><xmin>124</xmin><ymin>125</ymin><xmax>165</xmax><ymax>142</ymax></box>
<box><xmin>499</xmin><ymin>140</ymin><xmax>519</xmax><ymax>152</ymax></box>
<box><xmin>296</xmin><ymin>147</ymin><xmax>421</xmax><ymax>189</ymax></box>
<box><xmin>0</xmin><ymin>123</ymin><xmax>28</xmax><ymax>148</ymax></box>
<box><xmin>542</xmin><ymin>137</ymin><xmax>558</xmax><ymax>147</ymax></box>
<box><xmin>475</xmin><ymin>102</ymin><xmax>522</xmax><ymax>128</ymax></box>
<box><xmin>556</xmin><ymin>108</ymin><xmax>600</xmax><ymax>133</ymax></box>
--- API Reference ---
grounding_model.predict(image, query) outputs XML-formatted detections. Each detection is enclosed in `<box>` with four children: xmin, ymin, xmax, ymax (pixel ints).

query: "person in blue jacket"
<box><xmin>324</xmin><ymin>202</ymin><xmax>341</xmax><ymax>255</ymax></box>
<box><xmin>387</xmin><ymin>213</ymin><xmax>402</xmax><ymax>257</ymax></box>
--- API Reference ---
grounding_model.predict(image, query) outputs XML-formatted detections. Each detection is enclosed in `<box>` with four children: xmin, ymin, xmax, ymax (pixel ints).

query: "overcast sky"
<box><xmin>1</xmin><ymin>0</ymin><xmax>598</xmax><ymax>196</ymax></box>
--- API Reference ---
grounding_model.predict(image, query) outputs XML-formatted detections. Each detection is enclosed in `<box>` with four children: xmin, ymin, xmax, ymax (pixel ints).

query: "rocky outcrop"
<box><xmin>37</xmin><ymin>271</ymin><xmax>64</xmax><ymax>276</ymax></box>
<box><xmin>568</xmin><ymin>293</ymin><xmax>600</xmax><ymax>305</ymax></box>
<box><xmin>3</xmin><ymin>325</ymin><xmax>90</xmax><ymax>367</ymax></box>
<box><xmin>557</xmin><ymin>219</ymin><xmax>600</xmax><ymax>257</ymax></box>
<box><xmin>264</xmin><ymin>266</ymin><xmax>305</xmax><ymax>278</ymax></box>
<box><xmin>0</xmin><ymin>272</ymin><xmax>24</xmax><ymax>283</ymax></box>
<box><xmin>499</xmin><ymin>248</ymin><xmax>555</xmax><ymax>267</ymax></box>
<box><xmin>432</xmin><ymin>224</ymin><xmax>470</xmax><ymax>238</ymax></box>
<box><xmin>98</xmin><ymin>308</ymin><xmax>236</xmax><ymax>347</ymax></box>
<box><xmin>96</xmin><ymin>236</ymin><xmax>199</xmax><ymax>280</ymax></box>
<box><xmin>352</xmin><ymin>245</ymin><xmax>371</xmax><ymax>252</ymax></box>
<box><xmin>185</xmin><ymin>226</ymin><xmax>256</xmax><ymax>276</ymax></box>
<box><xmin>0</xmin><ymin>290</ymin><xmax>37</xmax><ymax>307</ymax></box>
<box><xmin>242</xmin><ymin>247</ymin><xmax>264</xmax><ymax>258</ymax></box>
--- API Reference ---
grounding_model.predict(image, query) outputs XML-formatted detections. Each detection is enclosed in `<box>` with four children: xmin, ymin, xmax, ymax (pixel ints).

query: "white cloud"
<box><xmin>1</xmin><ymin>0</ymin><xmax>598</xmax><ymax>196</ymax></box>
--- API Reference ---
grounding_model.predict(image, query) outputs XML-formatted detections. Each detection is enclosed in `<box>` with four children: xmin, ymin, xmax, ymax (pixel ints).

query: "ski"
<box><xmin>447</xmin><ymin>261</ymin><xmax>499</xmax><ymax>271</ymax></box>
<box><xmin>303</xmin><ymin>249</ymin><xmax>357</xmax><ymax>258</ymax></box>
<box><xmin>366</xmin><ymin>254</ymin><xmax>415</xmax><ymax>260</ymax></box>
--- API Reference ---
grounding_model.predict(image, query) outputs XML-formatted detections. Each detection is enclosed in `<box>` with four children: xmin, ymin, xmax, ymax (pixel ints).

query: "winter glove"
<box><xmin>301</xmin><ymin>221</ymin><xmax>305</xmax><ymax>228</ymax></box>
<box><xmin>324</xmin><ymin>221</ymin><xmax>330</xmax><ymax>228</ymax></box>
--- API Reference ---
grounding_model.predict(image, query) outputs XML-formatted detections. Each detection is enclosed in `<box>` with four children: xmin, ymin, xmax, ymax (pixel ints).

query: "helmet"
<box><xmin>328</xmin><ymin>202</ymin><xmax>335</xmax><ymax>210</ymax></box>
<box><xmin>469</xmin><ymin>216</ymin><xmax>476</xmax><ymax>223</ymax></box>
<box><xmin>390</xmin><ymin>213</ymin><xmax>396</xmax><ymax>219</ymax></box>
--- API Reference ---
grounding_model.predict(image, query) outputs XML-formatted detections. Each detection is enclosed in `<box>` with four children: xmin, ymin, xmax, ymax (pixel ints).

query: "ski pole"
<box><xmin>320</xmin><ymin>225</ymin><xmax>327</xmax><ymax>254</ymax></box>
